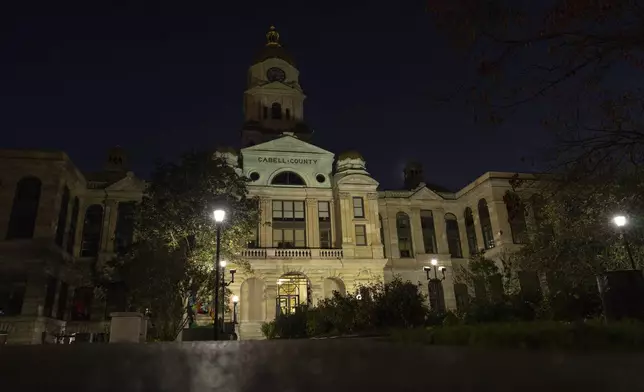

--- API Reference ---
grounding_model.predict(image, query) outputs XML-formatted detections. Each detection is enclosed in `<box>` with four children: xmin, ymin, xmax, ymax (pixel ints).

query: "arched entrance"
<box><xmin>276</xmin><ymin>273</ymin><xmax>310</xmax><ymax>315</ymax></box>
<box><xmin>240</xmin><ymin>277</ymin><xmax>266</xmax><ymax>323</ymax></box>
<box><xmin>323</xmin><ymin>277</ymin><xmax>346</xmax><ymax>298</ymax></box>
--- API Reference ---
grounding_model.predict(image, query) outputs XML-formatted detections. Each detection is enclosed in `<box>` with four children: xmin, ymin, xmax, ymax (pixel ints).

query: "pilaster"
<box><xmin>433</xmin><ymin>208</ymin><xmax>449</xmax><ymax>255</ymax></box>
<box><xmin>410</xmin><ymin>207</ymin><xmax>424</xmax><ymax>255</ymax></box>
<box><xmin>457</xmin><ymin>216</ymin><xmax>470</xmax><ymax>258</ymax></box>
<box><xmin>260</xmin><ymin>198</ymin><xmax>272</xmax><ymax>248</ymax></box>
<box><xmin>329</xmin><ymin>199</ymin><xmax>336</xmax><ymax>247</ymax></box>
<box><xmin>306</xmin><ymin>198</ymin><xmax>318</xmax><ymax>248</ymax></box>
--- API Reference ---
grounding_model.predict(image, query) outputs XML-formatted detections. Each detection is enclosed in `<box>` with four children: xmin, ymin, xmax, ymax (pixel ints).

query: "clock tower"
<box><xmin>241</xmin><ymin>26</ymin><xmax>312</xmax><ymax>147</ymax></box>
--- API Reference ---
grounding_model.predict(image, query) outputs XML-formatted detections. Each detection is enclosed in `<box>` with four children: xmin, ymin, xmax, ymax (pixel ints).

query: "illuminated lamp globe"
<box><xmin>213</xmin><ymin>209</ymin><xmax>226</xmax><ymax>223</ymax></box>
<box><xmin>613</xmin><ymin>215</ymin><xmax>627</xmax><ymax>228</ymax></box>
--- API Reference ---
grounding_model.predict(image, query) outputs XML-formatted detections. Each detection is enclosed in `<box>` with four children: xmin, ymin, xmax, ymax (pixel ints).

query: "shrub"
<box><xmin>260</xmin><ymin>321</ymin><xmax>277</xmax><ymax>339</ymax></box>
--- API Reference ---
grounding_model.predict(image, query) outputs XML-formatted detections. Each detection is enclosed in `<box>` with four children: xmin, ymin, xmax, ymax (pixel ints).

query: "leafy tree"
<box><xmin>103</xmin><ymin>150</ymin><xmax>259</xmax><ymax>340</ymax></box>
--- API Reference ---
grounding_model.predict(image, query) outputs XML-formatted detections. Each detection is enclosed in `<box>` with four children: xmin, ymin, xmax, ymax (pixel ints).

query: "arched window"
<box><xmin>115</xmin><ymin>201</ymin><xmax>136</xmax><ymax>254</ymax></box>
<box><xmin>396</xmin><ymin>212</ymin><xmax>413</xmax><ymax>258</ymax></box>
<box><xmin>271</xmin><ymin>102</ymin><xmax>282</xmax><ymax>119</ymax></box>
<box><xmin>263</xmin><ymin>106</ymin><xmax>268</xmax><ymax>119</ymax></box>
<box><xmin>478</xmin><ymin>199</ymin><xmax>495</xmax><ymax>249</ymax></box>
<box><xmin>81</xmin><ymin>204</ymin><xmax>103</xmax><ymax>257</ymax></box>
<box><xmin>504</xmin><ymin>191</ymin><xmax>528</xmax><ymax>244</ymax></box>
<box><xmin>7</xmin><ymin>176</ymin><xmax>42</xmax><ymax>239</ymax></box>
<box><xmin>285</xmin><ymin>108</ymin><xmax>291</xmax><ymax>120</ymax></box>
<box><xmin>445</xmin><ymin>213</ymin><xmax>463</xmax><ymax>258</ymax></box>
<box><xmin>379</xmin><ymin>214</ymin><xmax>386</xmax><ymax>257</ymax></box>
<box><xmin>55</xmin><ymin>186</ymin><xmax>70</xmax><ymax>246</ymax></box>
<box><xmin>420</xmin><ymin>210</ymin><xmax>437</xmax><ymax>254</ymax></box>
<box><xmin>464</xmin><ymin>207</ymin><xmax>478</xmax><ymax>255</ymax></box>
<box><xmin>271</xmin><ymin>171</ymin><xmax>306</xmax><ymax>186</ymax></box>
<box><xmin>66</xmin><ymin>197</ymin><xmax>80</xmax><ymax>255</ymax></box>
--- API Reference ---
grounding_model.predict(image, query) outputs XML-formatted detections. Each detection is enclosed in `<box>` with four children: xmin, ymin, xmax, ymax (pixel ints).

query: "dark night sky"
<box><xmin>1</xmin><ymin>0</ymin><xmax>546</xmax><ymax>191</ymax></box>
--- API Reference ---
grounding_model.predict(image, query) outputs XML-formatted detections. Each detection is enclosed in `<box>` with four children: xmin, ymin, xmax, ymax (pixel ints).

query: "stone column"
<box><xmin>264</xmin><ymin>283</ymin><xmax>278</xmax><ymax>321</ymax></box>
<box><xmin>367</xmin><ymin>193</ymin><xmax>380</xmax><ymax>246</ymax></box>
<box><xmin>410</xmin><ymin>207</ymin><xmax>424</xmax><ymax>255</ymax></box>
<box><xmin>433</xmin><ymin>208</ymin><xmax>449</xmax><ymax>255</ymax></box>
<box><xmin>489</xmin><ymin>200</ymin><xmax>512</xmax><ymax>246</ymax></box>
<box><xmin>104</xmin><ymin>200</ymin><xmax>119</xmax><ymax>253</ymax></box>
<box><xmin>329</xmin><ymin>199</ymin><xmax>336</xmax><ymax>248</ymax></box>
<box><xmin>306</xmin><ymin>198</ymin><xmax>318</xmax><ymax>248</ymax></box>
<box><xmin>72</xmin><ymin>198</ymin><xmax>86</xmax><ymax>257</ymax></box>
<box><xmin>457</xmin><ymin>216</ymin><xmax>470</xmax><ymax>258</ymax></box>
<box><xmin>380</xmin><ymin>212</ymin><xmax>391</xmax><ymax>258</ymax></box>
<box><xmin>386</xmin><ymin>209</ymin><xmax>401</xmax><ymax>259</ymax></box>
<box><xmin>472</xmin><ymin>207</ymin><xmax>485</xmax><ymax>253</ymax></box>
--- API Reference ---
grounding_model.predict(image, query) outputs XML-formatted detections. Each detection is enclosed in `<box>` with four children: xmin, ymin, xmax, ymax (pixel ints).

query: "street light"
<box><xmin>613</xmin><ymin>214</ymin><xmax>637</xmax><ymax>270</ymax></box>
<box><xmin>212</xmin><ymin>208</ymin><xmax>226</xmax><ymax>341</ymax></box>
<box><xmin>423</xmin><ymin>259</ymin><xmax>447</xmax><ymax>312</ymax></box>
<box><xmin>219</xmin><ymin>260</ymin><xmax>236</xmax><ymax>335</ymax></box>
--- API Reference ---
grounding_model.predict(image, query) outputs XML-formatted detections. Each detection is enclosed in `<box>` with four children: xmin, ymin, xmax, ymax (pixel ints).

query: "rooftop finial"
<box><xmin>266</xmin><ymin>25</ymin><xmax>281</xmax><ymax>47</ymax></box>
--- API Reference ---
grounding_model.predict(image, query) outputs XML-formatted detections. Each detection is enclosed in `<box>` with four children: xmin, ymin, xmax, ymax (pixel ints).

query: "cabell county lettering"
<box><xmin>258</xmin><ymin>157</ymin><xmax>318</xmax><ymax>165</ymax></box>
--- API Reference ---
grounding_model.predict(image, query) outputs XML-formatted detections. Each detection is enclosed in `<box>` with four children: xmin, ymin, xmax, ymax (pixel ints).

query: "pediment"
<box><xmin>242</xmin><ymin>135</ymin><xmax>333</xmax><ymax>156</ymax></box>
<box><xmin>409</xmin><ymin>185</ymin><xmax>444</xmax><ymax>201</ymax></box>
<box><xmin>105</xmin><ymin>173</ymin><xmax>146</xmax><ymax>192</ymax></box>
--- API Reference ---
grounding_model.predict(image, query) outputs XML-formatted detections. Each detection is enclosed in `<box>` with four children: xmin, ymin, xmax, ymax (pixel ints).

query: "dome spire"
<box><xmin>266</xmin><ymin>25</ymin><xmax>281</xmax><ymax>47</ymax></box>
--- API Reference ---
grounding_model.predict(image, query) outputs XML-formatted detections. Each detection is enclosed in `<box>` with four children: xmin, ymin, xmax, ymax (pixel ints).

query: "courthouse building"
<box><xmin>0</xmin><ymin>27</ymin><xmax>535</xmax><ymax>343</ymax></box>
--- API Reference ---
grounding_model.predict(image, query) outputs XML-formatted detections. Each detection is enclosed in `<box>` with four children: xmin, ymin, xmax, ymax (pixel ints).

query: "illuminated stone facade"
<box><xmin>0</xmin><ymin>27</ymin><xmax>537</xmax><ymax>343</ymax></box>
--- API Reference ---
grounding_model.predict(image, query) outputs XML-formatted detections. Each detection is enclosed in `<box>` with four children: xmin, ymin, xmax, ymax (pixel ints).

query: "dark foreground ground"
<box><xmin>1</xmin><ymin>340</ymin><xmax>643</xmax><ymax>391</ymax></box>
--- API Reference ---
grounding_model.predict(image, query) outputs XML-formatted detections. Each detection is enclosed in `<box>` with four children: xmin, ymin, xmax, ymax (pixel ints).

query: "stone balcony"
<box><xmin>241</xmin><ymin>248</ymin><xmax>344</xmax><ymax>259</ymax></box>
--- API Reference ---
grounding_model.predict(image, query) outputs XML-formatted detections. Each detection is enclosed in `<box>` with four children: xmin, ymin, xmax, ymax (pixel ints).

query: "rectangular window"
<box><xmin>352</xmin><ymin>197</ymin><xmax>364</xmax><ymax>218</ymax></box>
<box><xmin>355</xmin><ymin>225</ymin><xmax>367</xmax><ymax>246</ymax></box>
<box><xmin>318</xmin><ymin>201</ymin><xmax>331</xmax><ymax>249</ymax></box>
<box><xmin>272</xmin><ymin>228</ymin><xmax>306</xmax><ymax>248</ymax></box>
<box><xmin>273</xmin><ymin>201</ymin><xmax>305</xmax><ymax>221</ymax></box>
<box><xmin>272</xmin><ymin>201</ymin><xmax>307</xmax><ymax>248</ymax></box>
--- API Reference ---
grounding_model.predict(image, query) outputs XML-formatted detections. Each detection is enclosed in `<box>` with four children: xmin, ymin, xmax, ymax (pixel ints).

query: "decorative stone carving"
<box><xmin>338</xmin><ymin>192</ymin><xmax>351</xmax><ymax>198</ymax></box>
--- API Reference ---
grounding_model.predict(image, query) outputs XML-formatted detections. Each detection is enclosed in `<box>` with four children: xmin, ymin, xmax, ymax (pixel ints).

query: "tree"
<box><xmin>428</xmin><ymin>0</ymin><xmax>644</xmax><ymax>172</ymax></box>
<box><xmin>104</xmin><ymin>150</ymin><xmax>259</xmax><ymax>340</ymax></box>
<box><xmin>511</xmin><ymin>169</ymin><xmax>644</xmax><ymax>299</ymax></box>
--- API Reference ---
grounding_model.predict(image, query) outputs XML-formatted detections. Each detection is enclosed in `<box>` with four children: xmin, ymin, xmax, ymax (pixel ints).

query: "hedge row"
<box><xmin>388</xmin><ymin>321</ymin><xmax>644</xmax><ymax>350</ymax></box>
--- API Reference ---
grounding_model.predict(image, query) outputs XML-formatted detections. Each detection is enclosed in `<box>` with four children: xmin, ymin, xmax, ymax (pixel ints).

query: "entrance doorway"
<box><xmin>276</xmin><ymin>273</ymin><xmax>310</xmax><ymax>315</ymax></box>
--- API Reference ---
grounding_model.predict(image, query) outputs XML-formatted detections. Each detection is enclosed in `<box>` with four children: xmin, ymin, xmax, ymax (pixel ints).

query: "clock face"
<box><xmin>266</xmin><ymin>67</ymin><xmax>286</xmax><ymax>82</ymax></box>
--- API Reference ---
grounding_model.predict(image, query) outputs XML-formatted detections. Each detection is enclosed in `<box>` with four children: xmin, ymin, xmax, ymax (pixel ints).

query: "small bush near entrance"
<box><xmin>261</xmin><ymin>278</ymin><xmax>428</xmax><ymax>339</ymax></box>
<box><xmin>389</xmin><ymin>320</ymin><xmax>644</xmax><ymax>351</ymax></box>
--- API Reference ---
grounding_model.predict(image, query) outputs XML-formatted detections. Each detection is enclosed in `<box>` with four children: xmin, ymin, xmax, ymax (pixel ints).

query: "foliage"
<box><xmin>261</xmin><ymin>277</ymin><xmax>428</xmax><ymax>339</ymax></box>
<box><xmin>511</xmin><ymin>170</ymin><xmax>644</xmax><ymax>286</ymax></box>
<box><xmin>102</xmin><ymin>150</ymin><xmax>259</xmax><ymax>341</ymax></box>
<box><xmin>389</xmin><ymin>320</ymin><xmax>644</xmax><ymax>351</ymax></box>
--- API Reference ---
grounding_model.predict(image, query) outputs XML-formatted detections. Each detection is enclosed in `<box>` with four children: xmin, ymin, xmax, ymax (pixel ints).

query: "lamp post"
<box><xmin>219</xmin><ymin>260</ymin><xmax>236</xmax><ymax>335</ymax></box>
<box><xmin>613</xmin><ymin>215</ymin><xmax>637</xmax><ymax>270</ymax></box>
<box><xmin>423</xmin><ymin>258</ymin><xmax>447</xmax><ymax>312</ymax></box>
<box><xmin>212</xmin><ymin>208</ymin><xmax>226</xmax><ymax>341</ymax></box>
